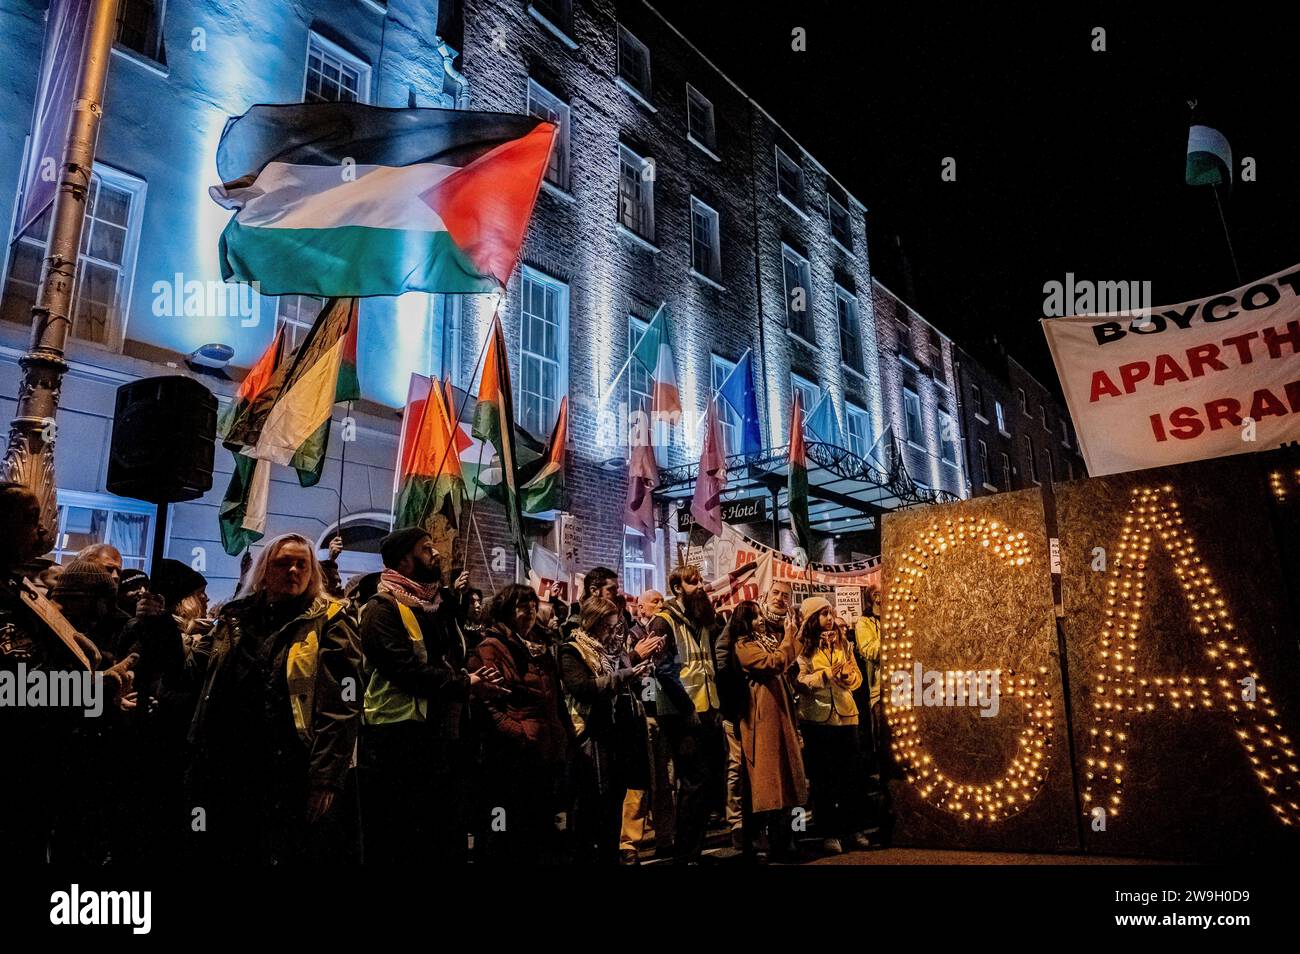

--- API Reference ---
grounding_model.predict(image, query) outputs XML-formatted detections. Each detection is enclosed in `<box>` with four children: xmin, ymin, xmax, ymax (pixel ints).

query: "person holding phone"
<box><xmin>795</xmin><ymin>594</ymin><xmax>872</xmax><ymax>855</ymax></box>
<box><xmin>559</xmin><ymin>596</ymin><xmax>654</xmax><ymax>864</ymax></box>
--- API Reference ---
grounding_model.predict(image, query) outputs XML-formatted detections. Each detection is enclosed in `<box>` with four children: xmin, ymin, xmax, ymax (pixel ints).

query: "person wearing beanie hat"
<box><xmin>359</xmin><ymin>527</ymin><xmax>506</xmax><ymax>864</ymax></box>
<box><xmin>51</xmin><ymin>558</ymin><xmax>126</xmax><ymax>663</ymax></box>
<box><xmin>151</xmin><ymin>559</ymin><xmax>207</xmax><ymax>614</ymax></box>
<box><xmin>794</xmin><ymin>589</ymin><xmax>871</xmax><ymax>856</ymax></box>
<box><xmin>379</xmin><ymin>526</ymin><xmax>433</xmax><ymax>570</ymax></box>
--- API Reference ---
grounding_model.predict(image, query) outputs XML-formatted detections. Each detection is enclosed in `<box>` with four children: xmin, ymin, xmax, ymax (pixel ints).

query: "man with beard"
<box><xmin>647</xmin><ymin>564</ymin><xmax>724</xmax><ymax>863</ymax></box>
<box><xmin>358</xmin><ymin>527</ymin><xmax>506</xmax><ymax>863</ymax></box>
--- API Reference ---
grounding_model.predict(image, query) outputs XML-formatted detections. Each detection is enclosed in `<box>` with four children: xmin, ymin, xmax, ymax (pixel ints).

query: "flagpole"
<box><xmin>1210</xmin><ymin>184</ymin><xmax>1242</xmax><ymax>285</ymax></box>
<box><xmin>471</xmin><ymin>510</ymin><xmax>498</xmax><ymax>592</ymax></box>
<box><xmin>457</xmin><ymin>297</ymin><xmax>503</xmax><ymax>566</ymax></box>
<box><xmin>1</xmin><ymin>0</ymin><xmax>121</xmax><ymax>544</ymax></box>
<box><xmin>337</xmin><ymin>400</ymin><xmax>351</xmax><ymax>531</ymax></box>
<box><xmin>600</xmin><ymin>301</ymin><xmax>666</xmax><ymax>406</ymax></box>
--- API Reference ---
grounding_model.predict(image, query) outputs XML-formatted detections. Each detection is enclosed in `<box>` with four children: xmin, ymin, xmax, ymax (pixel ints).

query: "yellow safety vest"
<box><xmin>362</xmin><ymin>599</ymin><xmax>429</xmax><ymax>726</ymax></box>
<box><xmin>656</xmin><ymin>605</ymin><xmax>719</xmax><ymax>714</ymax></box>
<box><xmin>285</xmin><ymin>601</ymin><xmax>345</xmax><ymax>745</ymax></box>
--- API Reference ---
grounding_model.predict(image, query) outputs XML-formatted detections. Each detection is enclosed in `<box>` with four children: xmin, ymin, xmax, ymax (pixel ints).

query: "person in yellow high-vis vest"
<box><xmin>358</xmin><ymin>528</ymin><xmax>506</xmax><ymax>865</ymax></box>
<box><xmin>646</xmin><ymin>563</ymin><xmax>726</xmax><ymax>864</ymax></box>
<box><xmin>187</xmin><ymin>532</ymin><xmax>361</xmax><ymax>864</ymax></box>
<box><xmin>795</xmin><ymin>595</ymin><xmax>872</xmax><ymax>856</ymax></box>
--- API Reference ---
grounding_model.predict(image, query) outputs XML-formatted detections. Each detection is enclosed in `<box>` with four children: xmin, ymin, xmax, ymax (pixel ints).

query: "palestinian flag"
<box><xmin>216</xmin><ymin>299</ymin><xmax>359</xmax><ymax>554</ymax></box>
<box><xmin>522</xmin><ymin>395</ymin><xmax>567</xmax><ymax>514</ymax></box>
<box><xmin>226</xmin><ymin>297</ymin><xmax>360</xmax><ymax>481</ymax></box>
<box><xmin>1186</xmin><ymin>124</ymin><xmax>1232</xmax><ymax>187</ymax></box>
<box><xmin>631</xmin><ymin>309</ymin><xmax>682</xmax><ymax>421</ymax></box>
<box><xmin>393</xmin><ymin>373</ymin><xmax>464</xmax><ymax>531</ymax></box>
<box><xmin>788</xmin><ymin>391</ymin><xmax>812</xmax><ymax>551</ymax></box>
<box><xmin>472</xmin><ymin>314</ymin><xmax>529</xmax><ymax>571</ymax></box>
<box><xmin>218</xmin><ymin>324</ymin><xmax>285</xmax><ymax>444</ymax></box>
<box><xmin>210</xmin><ymin>102</ymin><xmax>557</xmax><ymax>297</ymax></box>
<box><xmin>219</xmin><ymin>452</ymin><xmax>272</xmax><ymax>556</ymax></box>
<box><xmin>444</xmin><ymin>376</ymin><xmax>473</xmax><ymax>455</ymax></box>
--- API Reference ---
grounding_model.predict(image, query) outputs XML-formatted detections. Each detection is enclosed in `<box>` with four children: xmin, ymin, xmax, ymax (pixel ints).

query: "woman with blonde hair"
<box><xmin>187</xmin><ymin>532</ymin><xmax>361</xmax><ymax>863</ymax></box>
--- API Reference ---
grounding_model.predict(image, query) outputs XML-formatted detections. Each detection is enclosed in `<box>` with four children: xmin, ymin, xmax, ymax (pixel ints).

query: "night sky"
<box><xmin>651</xmin><ymin>1</ymin><xmax>1300</xmax><ymax>387</ymax></box>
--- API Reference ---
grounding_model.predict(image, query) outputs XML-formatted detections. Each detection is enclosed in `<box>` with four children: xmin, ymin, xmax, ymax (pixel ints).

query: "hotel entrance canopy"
<box><xmin>654</xmin><ymin>433</ymin><xmax>959</xmax><ymax>538</ymax></box>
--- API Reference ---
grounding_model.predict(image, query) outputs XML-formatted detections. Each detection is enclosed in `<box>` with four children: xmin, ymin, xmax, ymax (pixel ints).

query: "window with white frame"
<box><xmin>1046</xmin><ymin>448</ymin><xmax>1056</xmax><ymax>483</ymax></box>
<box><xmin>528</xmin><ymin>79</ymin><xmax>571</xmax><ymax>190</ymax></box>
<box><xmin>903</xmin><ymin>388</ymin><xmax>924</xmax><ymax>445</ymax></box>
<box><xmin>686</xmin><ymin>84</ymin><xmax>716</xmax><ymax>152</ymax></box>
<box><xmin>929</xmin><ymin>329</ymin><xmax>948</xmax><ymax>384</ymax></box>
<box><xmin>274</xmin><ymin>294</ymin><xmax>327</xmax><ymax>351</ymax></box>
<box><xmin>49</xmin><ymin>490</ymin><xmax>155</xmax><ymax>570</ymax></box>
<box><xmin>827</xmin><ymin>189</ymin><xmax>853</xmax><ymax>249</ymax></box>
<box><xmin>710</xmin><ymin>353</ymin><xmax>741</xmax><ymax>457</ymax></box>
<box><xmin>835</xmin><ymin>285</ymin><xmax>861</xmax><ymax>372</ymax></box>
<box><xmin>977</xmin><ymin>439</ymin><xmax>990</xmax><ymax>487</ymax></box>
<box><xmin>1040</xmin><ymin>402</ymin><xmax>1049</xmax><ymax>429</ymax></box>
<box><xmin>1001</xmin><ymin>451</ymin><xmax>1012</xmax><ymax>491</ymax></box>
<box><xmin>845</xmin><ymin>403</ymin><xmax>872</xmax><ymax>459</ymax></box>
<box><xmin>938</xmin><ymin>409</ymin><xmax>959</xmax><ymax>466</ymax></box>
<box><xmin>690</xmin><ymin>196</ymin><xmax>721</xmax><ymax>281</ymax></box>
<box><xmin>3</xmin><ymin>166</ymin><xmax>144</xmax><ymax>347</ymax></box>
<box><xmin>1017</xmin><ymin>387</ymin><xmax>1027</xmax><ymax>414</ymax></box>
<box><xmin>617</xmin><ymin>25</ymin><xmax>651</xmax><ymax>98</ymax></box>
<box><xmin>520</xmin><ymin>268</ymin><xmax>568</xmax><ymax>436</ymax></box>
<box><xmin>971</xmin><ymin>382</ymin><xmax>986</xmax><ymax>418</ymax></box>
<box><xmin>791</xmin><ymin>373</ymin><xmax>819</xmax><ymax>426</ymax></box>
<box><xmin>1060</xmin><ymin>418</ymin><xmax>1070</xmax><ymax>448</ymax></box>
<box><xmin>618</xmin><ymin>144</ymin><xmax>655</xmax><ymax>242</ymax></box>
<box><xmin>305</xmin><ymin>33</ymin><xmax>369</xmax><ymax>103</ymax></box>
<box><xmin>775</xmin><ymin>146</ymin><xmax>804</xmax><ymax>208</ymax></box>
<box><xmin>994</xmin><ymin>400</ymin><xmax>1007</xmax><ymax>434</ymax></box>
<box><xmin>623</xmin><ymin>527</ymin><xmax>658</xmax><ymax>595</ymax></box>
<box><xmin>116</xmin><ymin>0</ymin><xmax>165</xmax><ymax>61</ymax></box>
<box><xmin>781</xmin><ymin>244</ymin><xmax>813</xmax><ymax>341</ymax></box>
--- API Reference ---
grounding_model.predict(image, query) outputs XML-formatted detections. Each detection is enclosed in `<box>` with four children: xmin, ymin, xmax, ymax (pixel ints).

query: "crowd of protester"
<box><xmin>0</xmin><ymin>479</ymin><xmax>892</xmax><ymax>865</ymax></box>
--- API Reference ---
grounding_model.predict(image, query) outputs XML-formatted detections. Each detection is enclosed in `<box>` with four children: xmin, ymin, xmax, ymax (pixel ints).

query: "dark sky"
<box><xmin>651</xmin><ymin>1</ymin><xmax>1300</xmax><ymax>386</ymax></box>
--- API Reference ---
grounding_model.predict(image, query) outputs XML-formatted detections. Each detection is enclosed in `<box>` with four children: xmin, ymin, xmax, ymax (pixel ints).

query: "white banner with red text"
<box><xmin>1042</xmin><ymin>263</ymin><xmax>1300</xmax><ymax>477</ymax></box>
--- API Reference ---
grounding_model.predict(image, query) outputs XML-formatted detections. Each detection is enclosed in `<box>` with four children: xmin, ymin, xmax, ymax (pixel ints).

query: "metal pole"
<box><xmin>1</xmin><ymin>0</ymin><xmax>121</xmax><ymax>549</ymax></box>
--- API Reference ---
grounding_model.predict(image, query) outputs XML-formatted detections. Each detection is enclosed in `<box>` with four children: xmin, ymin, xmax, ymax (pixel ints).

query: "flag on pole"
<box><xmin>444</xmin><ymin>376</ymin><xmax>473</xmax><ymax>455</ymax></box>
<box><xmin>393</xmin><ymin>372</ymin><xmax>465</xmax><ymax>531</ymax></box>
<box><xmin>788</xmin><ymin>391</ymin><xmax>812</xmax><ymax>551</ymax></box>
<box><xmin>631</xmin><ymin>308</ymin><xmax>683</xmax><ymax>421</ymax></box>
<box><xmin>716</xmin><ymin>350</ymin><xmax>762</xmax><ymax>455</ymax></box>
<box><xmin>625</xmin><ymin>430</ymin><xmax>659</xmax><ymax>540</ymax></box>
<box><xmin>210</xmin><ymin>103</ymin><xmax>557</xmax><ymax>297</ymax></box>
<box><xmin>218</xmin><ymin>324</ymin><xmax>285</xmax><ymax>444</ymax></box>
<box><xmin>1186</xmin><ymin>124</ymin><xmax>1232</xmax><ymax>187</ymax></box>
<box><xmin>228</xmin><ymin>297</ymin><xmax>361</xmax><ymax>484</ymax></box>
<box><xmin>522</xmin><ymin>395</ymin><xmax>567</xmax><ymax>514</ymax></box>
<box><xmin>806</xmin><ymin>390</ymin><xmax>842</xmax><ymax>447</ymax></box>
<box><xmin>691</xmin><ymin>399</ymin><xmax>727</xmax><ymax>537</ymax></box>
<box><xmin>217</xmin><ymin>299</ymin><xmax>360</xmax><ymax>553</ymax></box>
<box><xmin>472</xmin><ymin>313</ymin><xmax>529</xmax><ymax>571</ymax></box>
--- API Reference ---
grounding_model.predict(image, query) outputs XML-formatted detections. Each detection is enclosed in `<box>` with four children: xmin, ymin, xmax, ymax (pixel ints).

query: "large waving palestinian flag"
<box><xmin>210</xmin><ymin>103</ymin><xmax>557</xmax><ymax>297</ymax></box>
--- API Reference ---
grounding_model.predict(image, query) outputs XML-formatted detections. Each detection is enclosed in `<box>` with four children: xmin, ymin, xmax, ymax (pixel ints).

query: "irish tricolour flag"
<box><xmin>210</xmin><ymin>103</ymin><xmax>557</xmax><ymax>296</ymax></box>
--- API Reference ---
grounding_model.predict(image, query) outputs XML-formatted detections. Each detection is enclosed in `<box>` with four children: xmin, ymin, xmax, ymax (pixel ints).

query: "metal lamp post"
<box><xmin>1</xmin><ymin>0</ymin><xmax>120</xmax><ymax>550</ymax></box>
